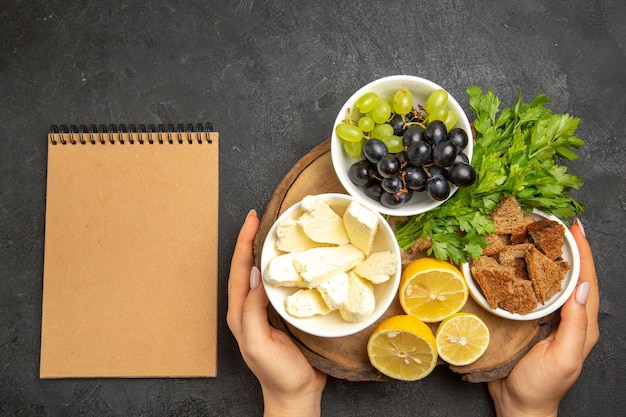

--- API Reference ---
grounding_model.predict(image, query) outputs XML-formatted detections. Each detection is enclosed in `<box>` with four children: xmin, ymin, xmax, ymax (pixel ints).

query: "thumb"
<box><xmin>241</xmin><ymin>266</ymin><xmax>272</xmax><ymax>338</ymax></box>
<box><xmin>551</xmin><ymin>281</ymin><xmax>590</xmax><ymax>366</ymax></box>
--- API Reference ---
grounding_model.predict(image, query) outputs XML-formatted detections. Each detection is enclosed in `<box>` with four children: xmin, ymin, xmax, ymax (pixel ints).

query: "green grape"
<box><xmin>393</xmin><ymin>88</ymin><xmax>413</xmax><ymax>115</ymax></box>
<box><xmin>427</xmin><ymin>105</ymin><xmax>449</xmax><ymax>123</ymax></box>
<box><xmin>355</xmin><ymin>92</ymin><xmax>379</xmax><ymax>114</ymax></box>
<box><xmin>382</xmin><ymin>135</ymin><xmax>403</xmax><ymax>153</ymax></box>
<box><xmin>371</xmin><ymin>101</ymin><xmax>392</xmax><ymax>124</ymax></box>
<box><xmin>357</xmin><ymin>116</ymin><xmax>375</xmax><ymax>132</ymax></box>
<box><xmin>443</xmin><ymin>111</ymin><xmax>458</xmax><ymax>131</ymax></box>
<box><xmin>425</xmin><ymin>89</ymin><xmax>449</xmax><ymax>114</ymax></box>
<box><xmin>343</xmin><ymin>139</ymin><xmax>363</xmax><ymax>158</ymax></box>
<box><xmin>371</xmin><ymin>123</ymin><xmax>394</xmax><ymax>139</ymax></box>
<box><xmin>381</xmin><ymin>97</ymin><xmax>393</xmax><ymax>109</ymax></box>
<box><xmin>335</xmin><ymin>123</ymin><xmax>363</xmax><ymax>143</ymax></box>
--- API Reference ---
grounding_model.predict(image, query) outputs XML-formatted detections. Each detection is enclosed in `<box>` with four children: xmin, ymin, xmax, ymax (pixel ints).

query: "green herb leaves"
<box><xmin>395</xmin><ymin>86</ymin><xmax>585</xmax><ymax>264</ymax></box>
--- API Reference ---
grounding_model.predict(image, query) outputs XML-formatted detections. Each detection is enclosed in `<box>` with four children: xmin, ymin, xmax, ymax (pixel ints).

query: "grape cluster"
<box><xmin>337</xmin><ymin>88</ymin><xmax>476</xmax><ymax>208</ymax></box>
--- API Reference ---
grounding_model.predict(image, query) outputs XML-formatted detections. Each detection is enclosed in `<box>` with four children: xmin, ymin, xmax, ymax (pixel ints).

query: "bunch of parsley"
<box><xmin>394</xmin><ymin>86</ymin><xmax>585</xmax><ymax>264</ymax></box>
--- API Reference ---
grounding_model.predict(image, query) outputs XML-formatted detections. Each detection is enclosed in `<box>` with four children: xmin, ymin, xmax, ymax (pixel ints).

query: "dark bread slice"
<box><xmin>498</xmin><ymin>243</ymin><xmax>534</xmax><ymax>280</ymax></box>
<box><xmin>470</xmin><ymin>256</ymin><xmax>515</xmax><ymax>309</ymax></box>
<box><xmin>527</xmin><ymin>219</ymin><xmax>565</xmax><ymax>260</ymax></box>
<box><xmin>557</xmin><ymin>260</ymin><xmax>571</xmax><ymax>272</ymax></box>
<box><xmin>499</xmin><ymin>278</ymin><xmax>538</xmax><ymax>315</ymax></box>
<box><xmin>510</xmin><ymin>214</ymin><xmax>536</xmax><ymax>244</ymax></box>
<box><xmin>472</xmin><ymin>254</ymin><xmax>500</xmax><ymax>268</ymax></box>
<box><xmin>525</xmin><ymin>246</ymin><xmax>567</xmax><ymax>304</ymax></box>
<box><xmin>507</xmin><ymin>258</ymin><xmax>528</xmax><ymax>281</ymax></box>
<box><xmin>498</xmin><ymin>243</ymin><xmax>534</xmax><ymax>264</ymax></box>
<box><xmin>483</xmin><ymin>233</ymin><xmax>510</xmax><ymax>256</ymax></box>
<box><xmin>491</xmin><ymin>196</ymin><xmax>527</xmax><ymax>234</ymax></box>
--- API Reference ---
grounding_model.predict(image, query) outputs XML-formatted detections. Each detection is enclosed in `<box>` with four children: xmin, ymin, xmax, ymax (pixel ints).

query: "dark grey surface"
<box><xmin>1</xmin><ymin>0</ymin><xmax>624</xmax><ymax>415</ymax></box>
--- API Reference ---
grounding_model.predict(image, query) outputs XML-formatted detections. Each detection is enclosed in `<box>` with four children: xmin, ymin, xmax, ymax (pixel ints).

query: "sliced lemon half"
<box><xmin>399</xmin><ymin>257</ymin><xmax>468</xmax><ymax>323</ymax></box>
<box><xmin>435</xmin><ymin>312</ymin><xmax>490</xmax><ymax>366</ymax></box>
<box><xmin>367</xmin><ymin>315</ymin><xmax>438</xmax><ymax>381</ymax></box>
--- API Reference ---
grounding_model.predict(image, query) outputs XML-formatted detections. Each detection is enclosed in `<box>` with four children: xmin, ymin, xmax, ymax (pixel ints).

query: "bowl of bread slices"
<box><xmin>461</xmin><ymin>196</ymin><xmax>580</xmax><ymax>321</ymax></box>
<box><xmin>260</xmin><ymin>193</ymin><xmax>402</xmax><ymax>337</ymax></box>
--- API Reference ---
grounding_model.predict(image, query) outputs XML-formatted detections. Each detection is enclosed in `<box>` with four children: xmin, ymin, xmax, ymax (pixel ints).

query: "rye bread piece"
<box><xmin>510</xmin><ymin>214</ymin><xmax>537</xmax><ymax>244</ymax></box>
<box><xmin>526</xmin><ymin>246</ymin><xmax>567</xmax><ymax>304</ymax></box>
<box><xmin>499</xmin><ymin>278</ymin><xmax>538</xmax><ymax>315</ymax></box>
<box><xmin>498</xmin><ymin>243</ymin><xmax>534</xmax><ymax>264</ymax></box>
<box><xmin>472</xmin><ymin>254</ymin><xmax>500</xmax><ymax>268</ymax></box>
<box><xmin>491</xmin><ymin>196</ymin><xmax>528</xmax><ymax>234</ymax></box>
<box><xmin>527</xmin><ymin>219</ymin><xmax>565</xmax><ymax>260</ymax></box>
<box><xmin>483</xmin><ymin>233</ymin><xmax>510</xmax><ymax>256</ymax></box>
<box><xmin>557</xmin><ymin>260</ymin><xmax>571</xmax><ymax>272</ymax></box>
<box><xmin>498</xmin><ymin>243</ymin><xmax>534</xmax><ymax>280</ymax></box>
<box><xmin>470</xmin><ymin>256</ymin><xmax>515</xmax><ymax>309</ymax></box>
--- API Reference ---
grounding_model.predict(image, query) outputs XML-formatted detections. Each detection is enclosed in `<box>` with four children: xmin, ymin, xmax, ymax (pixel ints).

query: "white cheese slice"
<box><xmin>316</xmin><ymin>272</ymin><xmax>349</xmax><ymax>310</ymax></box>
<box><xmin>339</xmin><ymin>272</ymin><xmax>376</xmax><ymax>323</ymax></box>
<box><xmin>299</xmin><ymin>195</ymin><xmax>350</xmax><ymax>245</ymax></box>
<box><xmin>343</xmin><ymin>200</ymin><xmax>379</xmax><ymax>256</ymax></box>
<box><xmin>353</xmin><ymin>250</ymin><xmax>398</xmax><ymax>284</ymax></box>
<box><xmin>293</xmin><ymin>244</ymin><xmax>364</xmax><ymax>288</ymax></box>
<box><xmin>285</xmin><ymin>288</ymin><xmax>332</xmax><ymax>318</ymax></box>
<box><xmin>275</xmin><ymin>219</ymin><xmax>320</xmax><ymax>252</ymax></box>
<box><xmin>264</xmin><ymin>252</ymin><xmax>307</xmax><ymax>288</ymax></box>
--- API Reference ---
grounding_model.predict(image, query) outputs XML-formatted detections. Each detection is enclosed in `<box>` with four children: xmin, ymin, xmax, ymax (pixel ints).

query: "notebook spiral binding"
<box><xmin>49</xmin><ymin>123</ymin><xmax>214</xmax><ymax>145</ymax></box>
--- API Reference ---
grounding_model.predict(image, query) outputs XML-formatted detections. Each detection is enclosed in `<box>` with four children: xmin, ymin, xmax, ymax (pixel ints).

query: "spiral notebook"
<box><xmin>40</xmin><ymin>124</ymin><xmax>219</xmax><ymax>378</ymax></box>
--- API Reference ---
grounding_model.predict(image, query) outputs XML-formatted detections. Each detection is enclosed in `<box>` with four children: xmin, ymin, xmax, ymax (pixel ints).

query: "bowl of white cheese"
<box><xmin>260</xmin><ymin>193</ymin><xmax>402</xmax><ymax>338</ymax></box>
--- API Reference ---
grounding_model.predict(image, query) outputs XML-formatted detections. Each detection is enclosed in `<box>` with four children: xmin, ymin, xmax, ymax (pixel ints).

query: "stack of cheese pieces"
<box><xmin>264</xmin><ymin>195</ymin><xmax>398</xmax><ymax>323</ymax></box>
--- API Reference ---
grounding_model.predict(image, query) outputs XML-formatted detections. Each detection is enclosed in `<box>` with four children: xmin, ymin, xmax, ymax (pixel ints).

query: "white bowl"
<box><xmin>461</xmin><ymin>209</ymin><xmax>580</xmax><ymax>321</ymax></box>
<box><xmin>331</xmin><ymin>75</ymin><xmax>473</xmax><ymax>217</ymax></box>
<box><xmin>260</xmin><ymin>193</ymin><xmax>402</xmax><ymax>338</ymax></box>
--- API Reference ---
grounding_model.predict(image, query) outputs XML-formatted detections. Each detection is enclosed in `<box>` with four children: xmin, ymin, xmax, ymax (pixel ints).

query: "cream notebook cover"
<box><xmin>40</xmin><ymin>124</ymin><xmax>219</xmax><ymax>378</ymax></box>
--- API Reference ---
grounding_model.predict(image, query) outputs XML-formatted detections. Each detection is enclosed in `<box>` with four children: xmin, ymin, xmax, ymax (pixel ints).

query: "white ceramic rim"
<box><xmin>330</xmin><ymin>75</ymin><xmax>473</xmax><ymax>216</ymax></box>
<box><xmin>461</xmin><ymin>209</ymin><xmax>581</xmax><ymax>321</ymax></box>
<box><xmin>260</xmin><ymin>193</ymin><xmax>402</xmax><ymax>338</ymax></box>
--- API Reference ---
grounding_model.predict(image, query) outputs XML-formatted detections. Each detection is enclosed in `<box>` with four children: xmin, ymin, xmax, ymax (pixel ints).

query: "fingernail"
<box><xmin>246</xmin><ymin>209</ymin><xmax>257</xmax><ymax>222</ymax></box>
<box><xmin>575</xmin><ymin>281</ymin><xmax>590</xmax><ymax>305</ymax></box>
<box><xmin>574</xmin><ymin>217</ymin><xmax>586</xmax><ymax>238</ymax></box>
<box><xmin>250</xmin><ymin>265</ymin><xmax>261</xmax><ymax>289</ymax></box>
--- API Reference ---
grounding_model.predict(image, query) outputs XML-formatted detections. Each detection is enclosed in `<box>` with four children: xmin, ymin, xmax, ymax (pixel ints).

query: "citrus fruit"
<box><xmin>399</xmin><ymin>257</ymin><xmax>468</xmax><ymax>323</ymax></box>
<box><xmin>367</xmin><ymin>315</ymin><xmax>438</xmax><ymax>381</ymax></box>
<box><xmin>435</xmin><ymin>312</ymin><xmax>490</xmax><ymax>366</ymax></box>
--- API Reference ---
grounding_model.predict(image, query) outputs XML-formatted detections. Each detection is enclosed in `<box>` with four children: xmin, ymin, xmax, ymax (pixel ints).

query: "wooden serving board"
<box><xmin>253</xmin><ymin>138</ymin><xmax>558</xmax><ymax>383</ymax></box>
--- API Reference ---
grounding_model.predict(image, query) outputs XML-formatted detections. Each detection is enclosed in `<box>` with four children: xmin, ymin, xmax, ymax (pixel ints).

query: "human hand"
<box><xmin>488</xmin><ymin>218</ymin><xmax>600</xmax><ymax>417</ymax></box>
<box><xmin>227</xmin><ymin>210</ymin><xmax>327</xmax><ymax>417</ymax></box>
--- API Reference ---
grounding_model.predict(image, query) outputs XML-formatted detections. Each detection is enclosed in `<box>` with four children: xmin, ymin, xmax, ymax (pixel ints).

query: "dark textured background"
<box><xmin>1</xmin><ymin>0</ymin><xmax>624</xmax><ymax>416</ymax></box>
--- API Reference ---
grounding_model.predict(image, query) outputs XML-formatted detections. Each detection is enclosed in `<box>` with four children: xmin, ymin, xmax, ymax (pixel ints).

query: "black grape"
<box><xmin>449</xmin><ymin>162</ymin><xmax>477</xmax><ymax>186</ymax></box>
<box><xmin>402</xmin><ymin>125</ymin><xmax>426</xmax><ymax>149</ymax></box>
<box><xmin>433</xmin><ymin>140</ymin><xmax>458</xmax><ymax>167</ymax></box>
<box><xmin>427</xmin><ymin>165</ymin><xmax>449</xmax><ymax>179</ymax></box>
<box><xmin>454</xmin><ymin>152</ymin><xmax>470</xmax><ymax>165</ymax></box>
<box><xmin>425</xmin><ymin>120</ymin><xmax>447</xmax><ymax>145</ymax></box>
<box><xmin>389</xmin><ymin>114</ymin><xmax>405</xmax><ymax>136</ymax></box>
<box><xmin>364</xmin><ymin>181</ymin><xmax>383</xmax><ymax>201</ymax></box>
<box><xmin>448</xmin><ymin>127</ymin><xmax>469</xmax><ymax>151</ymax></box>
<box><xmin>406</xmin><ymin>140</ymin><xmax>432</xmax><ymax>166</ymax></box>
<box><xmin>348</xmin><ymin>160</ymin><xmax>374</xmax><ymax>186</ymax></box>
<box><xmin>363</xmin><ymin>138</ymin><xmax>388</xmax><ymax>163</ymax></box>
<box><xmin>377</xmin><ymin>155</ymin><xmax>401</xmax><ymax>178</ymax></box>
<box><xmin>426</xmin><ymin>175</ymin><xmax>450</xmax><ymax>201</ymax></box>
<box><xmin>381</xmin><ymin>176</ymin><xmax>404</xmax><ymax>193</ymax></box>
<box><xmin>403</xmin><ymin>165</ymin><xmax>428</xmax><ymax>191</ymax></box>
<box><xmin>380</xmin><ymin>190</ymin><xmax>412</xmax><ymax>208</ymax></box>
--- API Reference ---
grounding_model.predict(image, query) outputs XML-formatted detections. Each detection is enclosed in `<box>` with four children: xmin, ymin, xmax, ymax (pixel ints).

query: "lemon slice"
<box><xmin>367</xmin><ymin>315</ymin><xmax>437</xmax><ymax>381</ymax></box>
<box><xmin>399</xmin><ymin>257</ymin><xmax>468</xmax><ymax>323</ymax></box>
<box><xmin>435</xmin><ymin>312</ymin><xmax>490</xmax><ymax>366</ymax></box>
